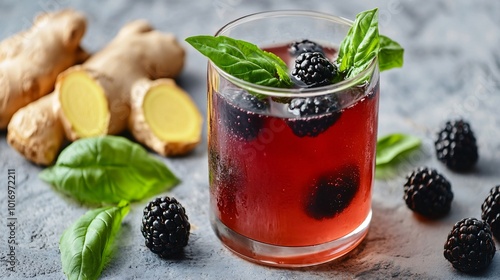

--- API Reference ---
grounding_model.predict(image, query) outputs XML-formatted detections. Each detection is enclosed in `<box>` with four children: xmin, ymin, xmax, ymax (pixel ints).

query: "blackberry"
<box><xmin>235</xmin><ymin>91</ymin><xmax>267</xmax><ymax>111</ymax></box>
<box><xmin>435</xmin><ymin>119</ymin><xmax>478</xmax><ymax>171</ymax></box>
<box><xmin>288</xmin><ymin>95</ymin><xmax>340</xmax><ymax>116</ymax></box>
<box><xmin>289</xmin><ymin>39</ymin><xmax>325</xmax><ymax>56</ymax></box>
<box><xmin>306</xmin><ymin>164</ymin><xmax>360</xmax><ymax>220</ymax></box>
<box><xmin>141</xmin><ymin>196</ymin><xmax>190</xmax><ymax>258</ymax></box>
<box><xmin>291</xmin><ymin>52</ymin><xmax>337</xmax><ymax>88</ymax></box>
<box><xmin>444</xmin><ymin>218</ymin><xmax>496</xmax><ymax>273</ymax></box>
<box><xmin>219</xmin><ymin>90</ymin><xmax>267</xmax><ymax>141</ymax></box>
<box><xmin>403</xmin><ymin>167</ymin><xmax>453</xmax><ymax>218</ymax></box>
<box><xmin>481</xmin><ymin>185</ymin><xmax>500</xmax><ymax>240</ymax></box>
<box><xmin>286</xmin><ymin>95</ymin><xmax>341</xmax><ymax>137</ymax></box>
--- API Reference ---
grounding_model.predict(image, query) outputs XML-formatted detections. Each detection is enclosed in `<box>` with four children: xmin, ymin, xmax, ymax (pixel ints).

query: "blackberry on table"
<box><xmin>481</xmin><ymin>185</ymin><xmax>500</xmax><ymax>240</ymax></box>
<box><xmin>306</xmin><ymin>164</ymin><xmax>360</xmax><ymax>220</ymax></box>
<box><xmin>291</xmin><ymin>52</ymin><xmax>337</xmax><ymax>88</ymax></box>
<box><xmin>435</xmin><ymin>119</ymin><xmax>478</xmax><ymax>171</ymax></box>
<box><xmin>141</xmin><ymin>196</ymin><xmax>190</xmax><ymax>258</ymax></box>
<box><xmin>286</xmin><ymin>94</ymin><xmax>341</xmax><ymax>137</ymax></box>
<box><xmin>288</xmin><ymin>39</ymin><xmax>325</xmax><ymax>56</ymax></box>
<box><xmin>443</xmin><ymin>218</ymin><xmax>496</xmax><ymax>273</ymax></box>
<box><xmin>403</xmin><ymin>167</ymin><xmax>453</xmax><ymax>218</ymax></box>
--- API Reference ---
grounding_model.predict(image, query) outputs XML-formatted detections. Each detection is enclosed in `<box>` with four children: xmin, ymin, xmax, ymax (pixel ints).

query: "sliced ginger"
<box><xmin>58</xmin><ymin>69</ymin><xmax>109</xmax><ymax>138</ymax></box>
<box><xmin>144</xmin><ymin>82</ymin><xmax>201</xmax><ymax>142</ymax></box>
<box><xmin>130</xmin><ymin>79</ymin><xmax>203</xmax><ymax>156</ymax></box>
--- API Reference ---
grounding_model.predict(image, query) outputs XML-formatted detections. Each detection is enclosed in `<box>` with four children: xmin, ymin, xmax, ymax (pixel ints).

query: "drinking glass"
<box><xmin>207</xmin><ymin>10</ymin><xmax>380</xmax><ymax>267</ymax></box>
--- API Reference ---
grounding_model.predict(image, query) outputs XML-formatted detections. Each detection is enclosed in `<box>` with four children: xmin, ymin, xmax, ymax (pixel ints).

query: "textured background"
<box><xmin>1</xmin><ymin>0</ymin><xmax>500</xmax><ymax>279</ymax></box>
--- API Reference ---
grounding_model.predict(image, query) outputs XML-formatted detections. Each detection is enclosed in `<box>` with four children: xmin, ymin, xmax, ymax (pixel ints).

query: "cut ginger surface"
<box><xmin>130</xmin><ymin>78</ymin><xmax>203</xmax><ymax>156</ymax></box>
<box><xmin>144</xmin><ymin>82</ymin><xmax>202</xmax><ymax>143</ymax></box>
<box><xmin>58</xmin><ymin>69</ymin><xmax>109</xmax><ymax>138</ymax></box>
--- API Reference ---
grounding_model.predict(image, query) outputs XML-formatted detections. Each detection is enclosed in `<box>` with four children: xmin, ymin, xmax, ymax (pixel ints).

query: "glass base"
<box><xmin>210</xmin><ymin>210</ymin><xmax>372</xmax><ymax>267</ymax></box>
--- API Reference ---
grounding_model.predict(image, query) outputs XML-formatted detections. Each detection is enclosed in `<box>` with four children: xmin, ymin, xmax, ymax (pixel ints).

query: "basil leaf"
<box><xmin>338</xmin><ymin>8</ymin><xmax>380</xmax><ymax>79</ymax></box>
<box><xmin>185</xmin><ymin>35</ymin><xmax>293</xmax><ymax>88</ymax></box>
<box><xmin>376</xmin><ymin>133</ymin><xmax>421</xmax><ymax>166</ymax></box>
<box><xmin>60</xmin><ymin>201</ymin><xmax>130</xmax><ymax>280</ymax></box>
<box><xmin>379</xmin><ymin>35</ymin><xmax>404</xmax><ymax>71</ymax></box>
<box><xmin>338</xmin><ymin>8</ymin><xmax>404</xmax><ymax>78</ymax></box>
<box><xmin>39</xmin><ymin>136</ymin><xmax>179</xmax><ymax>204</ymax></box>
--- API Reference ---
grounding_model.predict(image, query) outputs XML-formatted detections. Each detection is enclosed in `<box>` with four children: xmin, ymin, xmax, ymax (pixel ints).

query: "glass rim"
<box><xmin>211</xmin><ymin>10</ymin><xmax>379</xmax><ymax>98</ymax></box>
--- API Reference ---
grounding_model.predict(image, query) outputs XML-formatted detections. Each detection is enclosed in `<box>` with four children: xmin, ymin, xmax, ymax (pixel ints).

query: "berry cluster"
<box><xmin>306</xmin><ymin>164</ymin><xmax>360</xmax><ymax>219</ymax></box>
<box><xmin>291</xmin><ymin>52</ymin><xmax>337</xmax><ymax>87</ymax></box>
<box><xmin>286</xmin><ymin>95</ymin><xmax>341</xmax><ymax>137</ymax></box>
<box><xmin>141</xmin><ymin>196</ymin><xmax>190</xmax><ymax>258</ymax></box>
<box><xmin>220</xmin><ymin>90</ymin><xmax>267</xmax><ymax>141</ymax></box>
<box><xmin>286</xmin><ymin>40</ymin><xmax>343</xmax><ymax>137</ymax></box>
<box><xmin>288</xmin><ymin>39</ymin><xmax>325</xmax><ymax>56</ymax></box>
<box><xmin>219</xmin><ymin>39</ymin><xmax>351</xmax><ymax>140</ymax></box>
<box><xmin>443</xmin><ymin>218</ymin><xmax>495</xmax><ymax>273</ymax></box>
<box><xmin>435</xmin><ymin>119</ymin><xmax>478</xmax><ymax>171</ymax></box>
<box><xmin>403</xmin><ymin>120</ymin><xmax>480</xmax><ymax>218</ymax></box>
<box><xmin>481</xmin><ymin>186</ymin><xmax>500</xmax><ymax>240</ymax></box>
<box><xmin>403</xmin><ymin>167</ymin><xmax>453</xmax><ymax>218</ymax></box>
<box><xmin>403</xmin><ymin>120</ymin><xmax>499</xmax><ymax>273</ymax></box>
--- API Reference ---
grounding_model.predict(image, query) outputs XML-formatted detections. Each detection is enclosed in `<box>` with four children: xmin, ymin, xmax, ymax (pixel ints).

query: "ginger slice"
<box><xmin>129</xmin><ymin>79</ymin><xmax>202</xmax><ymax>156</ymax></box>
<box><xmin>57</xmin><ymin>69</ymin><xmax>109</xmax><ymax>138</ymax></box>
<box><xmin>144</xmin><ymin>83</ymin><xmax>200</xmax><ymax>142</ymax></box>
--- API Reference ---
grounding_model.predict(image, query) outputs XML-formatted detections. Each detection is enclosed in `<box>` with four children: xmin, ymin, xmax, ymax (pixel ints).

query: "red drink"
<box><xmin>209</xmin><ymin>43</ymin><xmax>379</xmax><ymax>264</ymax></box>
<box><xmin>206</xmin><ymin>11</ymin><xmax>381</xmax><ymax>267</ymax></box>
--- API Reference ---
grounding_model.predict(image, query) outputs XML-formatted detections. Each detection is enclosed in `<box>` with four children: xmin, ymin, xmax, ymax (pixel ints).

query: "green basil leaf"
<box><xmin>39</xmin><ymin>136</ymin><xmax>179</xmax><ymax>204</ymax></box>
<box><xmin>60</xmin><ymin>201</ymin><xmax>130</xmax><ymax>280</ymax></box>
<box><xmin>378</xmin><ymin>35</ymin><xmax>404</xmax><ymax>71</ymax></box>
<box><xmin>376</xmin><ymin>133</ymin><xmax>421</xmax><ymax>166</ymax></box>
<box><xmin>185</xmin><ymin>35</ymin><xmax>293</xmax><ymax>88</ymax></box>
<box><xmin>338</xmin><ymin>8</ymin><xmax>380</xmax><ymax>79</ymax></box>
<box><xmin>338</xmin><ymin>8</ymin><xmax>404</xmax><ymax>78</ymax></box>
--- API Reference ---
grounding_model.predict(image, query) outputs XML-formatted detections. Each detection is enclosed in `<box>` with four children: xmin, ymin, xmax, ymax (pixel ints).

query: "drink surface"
<box><xmin>208</xmin><ymin>44</ymin><xmax>379</xmax><ymax>246</ymax></box>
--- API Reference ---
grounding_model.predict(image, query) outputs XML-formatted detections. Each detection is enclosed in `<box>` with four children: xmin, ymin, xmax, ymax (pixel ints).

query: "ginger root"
<box><xmin>0</xmin><ymin>9</ymin><xmax>88</xmax><ymax>129</ymax></box>
<box><xmin>8</xmin><ymin>19</ymin><xmax>202</xmax><ymax>165</ymax></box>
<box><xmin>56</xmin><ymin>20</ymin><xmax>187</xmax><ymax>140</ymax></box>
<box><xmin>129</xmin><ymin>79</ymin><xmax>203</xmax><ymax>156</ymax></box>
<box><xmin>7</xmin><ymin>93</ymin><xmax>64</xmax><ymax>165</ymax></box>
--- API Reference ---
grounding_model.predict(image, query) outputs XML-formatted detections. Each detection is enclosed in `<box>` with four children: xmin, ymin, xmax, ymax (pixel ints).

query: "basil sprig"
<box><xmin>338</xmin><ymin>8</ymin><xmax>404</xmax><ymax>78</ymax></box>
<box><xmin>186</xmin><ymin>35</ymin><xmax>293</xmax><ymax>88</ymax></box>
<box><xmin>186</xmin><ymin>9</ymin><xmax>403</xmax><ymax>87</ymax></box>
<box><xmin>60</xmin><ymin>201</ymin><xmax>130</xmax><ymax>280</ymax></box>
<box><xmin>378</xmin><ymin>35</ymin><xmax>404</xmax><ymax>71</ymax></box>
<box><xmin>39</xmin><ymin>136</ymin><xmax>179</xmax><ymax>205</ymax></box>
<box><xmin>376</xmin><ymin>133</ymin><xmax>421</xmax><ymax>166</ymax></box>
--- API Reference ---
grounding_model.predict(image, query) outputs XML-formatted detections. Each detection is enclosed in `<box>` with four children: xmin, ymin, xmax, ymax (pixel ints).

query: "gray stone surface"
<box><xmin>1</xmin><ymin>0</ymin><xmax>500</xmax><ymax>279</ymax></box>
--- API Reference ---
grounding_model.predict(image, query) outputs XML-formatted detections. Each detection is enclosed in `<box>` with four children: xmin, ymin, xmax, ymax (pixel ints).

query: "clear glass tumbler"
<box><xmin>207</xmin><ymin>10</ymin><xmax>380</xmax><ymax>267</ymax></box>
